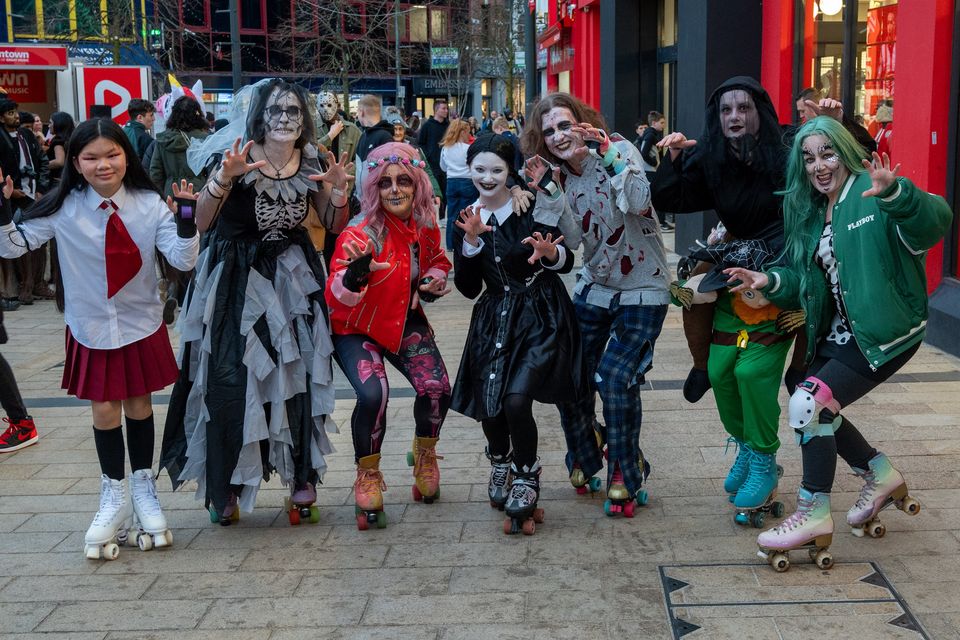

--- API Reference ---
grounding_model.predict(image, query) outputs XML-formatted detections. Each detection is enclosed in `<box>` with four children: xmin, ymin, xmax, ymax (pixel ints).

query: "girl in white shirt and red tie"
<box><xmin>0</xmin><ymin>118</ymin><xmax>200</xmax><ymax>560</ymax></box>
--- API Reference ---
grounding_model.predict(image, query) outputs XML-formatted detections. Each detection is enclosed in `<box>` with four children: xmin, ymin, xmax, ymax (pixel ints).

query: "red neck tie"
<box><xmin>99</xmin><ymin>199</ymin><xmax>143</xmax><ymax>298</ymax></box>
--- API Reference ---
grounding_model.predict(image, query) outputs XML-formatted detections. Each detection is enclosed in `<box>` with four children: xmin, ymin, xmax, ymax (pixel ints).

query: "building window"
<box><xmin>408</xmin><ymin>5</ymin><xmax>428</xmax><ymax>43</ymax></box>
<box><xmin>342</xmin><ymin>2</ymin><xmax>366</xmax><ymax>39</ymax></box>
<box><xmin>182</xmin><ymin>0</ymin><xmax>209</xmax><ymax>29</ymax></box>
<box><xmin>293</xmin><ymin>1</ymin><xmax>317</xmax><ymax>36</ymax></box>
<box><xmin>10</xmin><ymin>0</ymin><xmax>40</xmax><ymax>36</ymax></box>
<box><xmin>240</xmin><ymin>0</ymin><xmax>264</xmax><ymax>31</ymax></box>
<box><xmin>430</xmin><ymin>7</ymin><xmax>449</xmax><ymax>42</ymax></box>
<box><xmin>43</xmin><ymin>0</ymin><xmax>72</xmax><ymax>36</ymax></box>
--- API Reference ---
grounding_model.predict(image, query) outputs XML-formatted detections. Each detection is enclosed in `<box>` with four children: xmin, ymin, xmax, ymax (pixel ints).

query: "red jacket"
<box><xmin>326</xmin><ymin>214</ymin><xmax>451</xmax><ymax>353</ymax></box>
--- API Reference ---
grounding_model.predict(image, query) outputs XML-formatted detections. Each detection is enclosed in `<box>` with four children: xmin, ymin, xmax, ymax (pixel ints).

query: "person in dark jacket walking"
<box><xmin>639</xmin><ymin>111</ymin><xmax>670</xmax><ymax>230</ymax></box>
<box><xmin>122</xmin><ymin>99</ymin><xmax>155</xmax><ymax>163</ymax></box>
<box><xmin>417</xmin><ymin>100</ymin><xmax>450</xmax><ymax>217</ymax></box>
<box><xmin>353</xmin><ymin>94</ymin><xmax>397</xmax><ymax>199</ymax></box>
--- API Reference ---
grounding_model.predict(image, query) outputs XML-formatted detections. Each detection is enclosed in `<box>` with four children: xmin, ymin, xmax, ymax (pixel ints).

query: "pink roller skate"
<box><xmin>285</xmin><ymin>482</ymin><xmax>320</xmax><ymax>525</ymax></box>
<box><xmin>847</xmin><ymin>453</ymin><xmax>920</xmax><ymax>539</ymax></box>
<box><xmin>757</xmin><ymin>488</ymin><xmax>834</xmax><ymax>572</ymax></box>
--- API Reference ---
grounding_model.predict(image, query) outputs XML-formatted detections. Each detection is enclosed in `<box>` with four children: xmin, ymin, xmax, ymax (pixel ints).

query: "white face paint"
<box><xmin>317</xmin><ymin>92</ymin><xmax>339</xmax><ymax>122</ymax></box>
<box><xmin>719</xmin><ymin>89</ymin><xmax>759</xmax><ymax>139</ymax></box>
<box><xmin>469</xmin><ymin>151</ymin><xmax>510</xmax><ymax>199</ymax></box>
<box><xmin>541</xmin><ymin>106</ymin><xmax>583</xmax><ymax>161</ymax></box>
<box><xmin>802</xmin><ymin>134</ymin><xmax>849</xmax><ymax>198</ymax></box>
<box><xmin>263</xmin><ymin>88</ymin><xmax>304</xmax><ymax>144</ymax></box>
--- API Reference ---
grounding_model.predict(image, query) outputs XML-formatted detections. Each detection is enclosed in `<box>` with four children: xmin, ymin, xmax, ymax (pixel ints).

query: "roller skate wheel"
<box><xmin>533</xmin><ymin>508</ymin><xmax>545</xmax><ymax>524</ymax></box>
<box><xmin>750</xmin><ymin>511</ymin><xmax>765</xmax><ymax>529</ymax></box>
<box><xmin>356</xmin><ymin>514</ymin><xmax>369</xmax><ymax>531</ymax></box>
<box><xmin>771</xmin><ymin>553</ymin><xmax>790</xmax><ymax>572</ymax></box>
<box><xmin>771</xmin><ymin>501</ymin><xmax>785</xmax><ymax>518</ymax></box>
<box><xmin>503</xmin><ymin>518</ymin><xmax>513</xmax><ymax>534</ymax></box>
<box><xmin>636</xmin><ymin>489</ymin><xmax>649</xmax><ymax>506</ymax></box>
<box><xmin>603</xmin><ymin>499</ymin><xmax>614</xmax><ymax>517</ymax></box>
<box><xmin>575</xmin><ymin>485</ymin><xmax>588</xmax><ymax>495</ymax></box>
<box><xmin>776</xmin><ymin>464</ymin><xmax>784</xmax><ymax>479</ymax></box>
<box><xmin>623</xmin><ymin>500</ymin><xmax>636</xmax><ymax>518</ymax></box>
<box><xmin>136</xmin><ymin>532</ymin><xmax>153</xmax><ymax>552</ymax></box>
<box><xmin>103</xmin><ymin>543</ymin><xmax>120</xmax><ymax>561</ymax></box>
<box><xmin>406</xmin><ymin>451</ymin><xmax>415</xmax><ymax>466</ymax></box>
<box><xmin>308</xmin><ymin>506</ymin><xmax>321</xmax><ymax>523</ymax></box>
<box><xmin>522</xmin><ymin>518</ymin><xmax>536</xmax><ymax>535</ymax></box>
<box><xmin>208</xmin><ymin>507</ymin><xmax>219</xmax><ymax>524</ymax></box>
<box><xmin>900</xmin><ymin>497</ymin><xmax>921</xmax><ymax>516</ymax></box>
<box><xmin>375</xmin><ymin>511</ymin><xmax>387</xmax><ymax>529</ymax></box>
<box><xmin>814</xmin><ymin>549</ymin><xmax>834</xmax><ymax>569</ymax></box>
<box><xmin>867</xmin><ymin>521</ymin><xmax>886</xmax><ymax>538</ymax></box>
<box><xmin>84</xmin><ymin>545</ymin><xmax>100</xmax><ymax>560</ymax></box>
<box><xmin>116</xmin><ymin>529</ymin><xmax>128</xmax><ymax>546</ymax></box>
<box><xmin>734</xmin><ymin>511</ymin><xmax>749</xmax><ymax>526</ymax></box>
<box><xmin>588</xmin><ymin>476</ymin><xmax>602</xmax><ymax>492</ymax></box>
<box><xmin>159</xmin><ymin>530</ymin><xmax>173</xmax><ymax>547</ymax></box>
<box><xmin>289</xmin><ymin>509</ymin><xmax>301</xmax><ymax>526</ymax></box>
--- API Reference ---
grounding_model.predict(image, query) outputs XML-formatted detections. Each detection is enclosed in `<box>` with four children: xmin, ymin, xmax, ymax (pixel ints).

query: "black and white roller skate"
<box><xmin>486</xmin><ymin>448</ymin><xmax>513</xmax><ymax>510</ymax></box>
<box><xmin>503</xmin><ymin>461</ymin><xmax>544</xmax><ymax>535</ymax></box>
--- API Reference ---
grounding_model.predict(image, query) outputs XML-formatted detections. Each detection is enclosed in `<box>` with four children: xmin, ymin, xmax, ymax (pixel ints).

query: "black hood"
<box><xmin>697</xmin><ymin>76</ymin><xmax>787</xmax><ymax>193</ymax></box>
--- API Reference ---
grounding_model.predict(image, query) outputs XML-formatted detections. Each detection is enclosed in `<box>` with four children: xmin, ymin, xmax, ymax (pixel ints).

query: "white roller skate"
<box><xmin>129</xmin><ymin>469</ymin><xmax>173</xmax><ymax>551</ymax></box>
<box><xmin>847</xmin><ymin>453</ymin><xmax>920</xmax><ymax>539</ymax></box>
<box><xmin>84</xmin><ymin>475</ymin><xmax>132</xmax><ymax>561</ymax></box>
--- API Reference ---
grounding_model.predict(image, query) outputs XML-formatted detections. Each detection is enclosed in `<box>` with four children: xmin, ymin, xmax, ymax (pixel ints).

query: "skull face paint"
<box><xmin>378</xmin><ymin>164</ymin><xmax>416</xmax><ymax>219</ymax></box>
<box><xmin>541</xmin><ymin>106</ymin><xmax>583</xmax><ymax>162</ymax></box>
<box><xmin>718</xmin><ymin>89</ymin><xmax>759</xmax><ymax>139</ymax></box>
<box><xmin>469</xmin><ymin>151</ymin><xmax>510</xmax><ymax>199</ymax></box>
<box><xmin>317</xmin><ymin>91</ymin><xmax>339</xmax><ymax>122</ymax></box>
<box><xmin>264</xmin><ymin>88</ymin><xmax>304</xmax><ymax>144</ymax></box>
<box><xmin>801</xmin><ymin>134</ymin><xmax>848</xmax><ymax>199</ymax></box>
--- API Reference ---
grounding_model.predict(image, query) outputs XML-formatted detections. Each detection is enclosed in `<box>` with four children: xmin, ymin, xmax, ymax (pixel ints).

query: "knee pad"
<box><xmin>788</xmin><ymin>377</ymin><xmax>841</xmax><ymax>429</ymax></box>
<box><xmin>794</xmin><ymin>412</ymin><xmax>842</xmax><ymax>446</ymax></box>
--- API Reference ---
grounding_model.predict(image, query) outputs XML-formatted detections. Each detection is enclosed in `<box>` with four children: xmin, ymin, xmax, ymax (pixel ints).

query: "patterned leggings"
<box><xmin>334</xmin><ymin>313</ymin><xmax>451</xmax><ymax>462</ymax></box>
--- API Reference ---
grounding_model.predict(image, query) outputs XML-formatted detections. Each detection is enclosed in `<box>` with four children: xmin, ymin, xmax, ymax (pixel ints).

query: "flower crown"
<box><xmin>367</xmin><ymin>154</ymin><xmax>427</xmax><ymax>170</ymax></box>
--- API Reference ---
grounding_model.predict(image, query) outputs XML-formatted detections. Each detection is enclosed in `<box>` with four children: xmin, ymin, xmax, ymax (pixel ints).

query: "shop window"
<box><xmin>10</xmin><ymin>0</ymin><xmax>39</xmax><ymax>36</ymax></box>
<box><xmin>342</xmin><ymin>2</ymin><xmax>366</xmax><ymax>39</ymax></box>
<box><xmin>182</xmin><ymin>0</ymin><xmax>209</xmax><ymax>29</ymax></box>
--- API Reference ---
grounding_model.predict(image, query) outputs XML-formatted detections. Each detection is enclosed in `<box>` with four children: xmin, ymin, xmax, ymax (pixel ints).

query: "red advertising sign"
<box><xmin>76</xmin><ymin>66</ymin><xmax>150</xmax><ymax>125</ymax></box>
<box><xmin>0</xmin><ymin>46</ymin><xmax>68</xmax><ymax>69</ymax></box>
<box><xmin>0</xmin><ymin>70</ymin><xmax>48</xmax><ymax>103</ymax></box>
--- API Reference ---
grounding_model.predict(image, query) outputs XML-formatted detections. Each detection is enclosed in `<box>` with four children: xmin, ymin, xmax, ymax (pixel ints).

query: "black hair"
<box><xmin>166</xmin><ymin>96</ymin><xmax>208</xmax><ymax>132</ymax></box>
<box><xmin>23</xmin><ymin>118</ymin><xmax>164</xmax><ymax>311</ymax></box>
<box><xmin>467</xmin><ymin>133</ymin><xmax>527</xmax><ymax>192</ymax></box>
<box><xmin>0</xmin><ymin>98</ymin><xmax>18</xmax><ymax>115</ymax></box>
<box><xmin>49</xmin><ymin>111</ymin><xmax>75</xmax><ymax>139</ymax></box>
<box><xmin>19</xmin><ymin>111</ymin><xmax>34</xmax><ymax>126</ymax></box>
<box><xmin>127</xmin><ymin>98</ymin><xmax>155</xmax><ymax>119</ymax></box>
<box><xmin>213</xmin><ymin>118</ymin><xmax>229</xmax><ymax>131</ymax></box>
<box><xmin>245</xmin><ymin>79</ymin><xmax>316</xmax><ymax>149</ymax></box>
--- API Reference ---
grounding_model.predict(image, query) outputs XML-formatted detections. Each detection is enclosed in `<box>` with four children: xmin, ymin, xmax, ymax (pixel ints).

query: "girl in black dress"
<box><xmin>451</xmin><ymin>133</ymin><xmax>584</xmax><ymax>534</ymax></box>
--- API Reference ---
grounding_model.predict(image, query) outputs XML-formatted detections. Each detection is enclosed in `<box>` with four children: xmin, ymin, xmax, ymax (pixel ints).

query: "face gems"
<box><xmin>802</xmin><ymin>133</ymin><xmax>849</xmax><ymax>198</ymax></box>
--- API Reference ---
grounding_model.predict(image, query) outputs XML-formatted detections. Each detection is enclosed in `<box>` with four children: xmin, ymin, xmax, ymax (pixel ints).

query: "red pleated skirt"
<box><xmin>61</xmin><ymin>325</ymin><xmax>179</xmax><ymax>402</ymax></box>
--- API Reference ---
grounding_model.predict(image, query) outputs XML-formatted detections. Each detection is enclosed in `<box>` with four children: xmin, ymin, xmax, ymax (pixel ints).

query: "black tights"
<box><xmin>334</xmin><ymin>313</ymin><xmax>450</xmax><ymax>462</ymax></box>
<box><xmin>799</xmin><ymin>341</ymin><xmax>920</xmax><ymax>493</ymax></box>
<box><xmin>481</xmin><ymin>393</ymin><xmax>538</xmax><ymax>469</ymax></box>
<box><xmin>0</xmin><ymin>353</ymin><xmax>27</xmax><ymax>423</ymax></box>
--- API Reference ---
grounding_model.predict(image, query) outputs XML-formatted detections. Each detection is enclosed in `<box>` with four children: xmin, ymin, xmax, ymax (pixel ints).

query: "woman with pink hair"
<box><xmin>325</xmin><ymin>142</ymin><xmax>452</xmax><ymax>530</ymax></box>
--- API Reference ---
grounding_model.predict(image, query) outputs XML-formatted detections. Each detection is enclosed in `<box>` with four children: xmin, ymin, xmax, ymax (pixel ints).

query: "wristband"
<box><xmin>212</xmin><ymin>173</ymin><xmax>233</xmax><ymax>190</ymax></box>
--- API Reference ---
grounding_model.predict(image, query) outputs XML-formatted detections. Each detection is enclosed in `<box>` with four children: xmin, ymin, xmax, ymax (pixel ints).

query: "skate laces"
<box><xmin>774</xmin><ymin>497</ymin><xmax>814</xmax><ymax>533</ymax></box>
<box><xmin>132</xmin><ymin>473</ymin><xmax>162</xmax><ymax>517</ymax></box>
<box><xmin>739</xmin><ymin>451</ymin><xmax>772</xmax><ymax>494</ymax></box>
<box><xmin>490</xmin><ymin>462</ymin><xmax>511</xmax><ymax>488</ymax></box>
<box><xmin>355</xmin><ymin>468</ymin><xmax>387</xmax><ymax>493</ymax></box>
<box><xmin>509</xmin><ymin>477</ymin><xmax>538</xmax><ymax>503</ymax></box>
<box><xmin>415</xmin><ymin>445</ymin><xmax>443</xmax><ymax>481</ymax></box>
<box><xmin>853</xmin><ymin>469</ymin><xmax>879</xmax><ymax>510</ymax></box>
<box><xmin>92</xmin><ymin>478</ymin><xmax>124</xmax><ymax>526</ymax></box>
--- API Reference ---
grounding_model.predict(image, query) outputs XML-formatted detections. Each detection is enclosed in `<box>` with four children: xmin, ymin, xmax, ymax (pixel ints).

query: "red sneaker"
<box><xmin>0</xmin><ymin>417</ymin><xmax>38</xmax><ymax>453</ymax></box>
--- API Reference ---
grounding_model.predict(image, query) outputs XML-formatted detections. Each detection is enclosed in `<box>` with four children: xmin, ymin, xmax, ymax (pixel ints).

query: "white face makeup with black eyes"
<box><xmin>541</xmin><ymin>106</ymin><xmax>583</xmax><ymax>161</ymax></box>
<box><xmin>317</xmin><ymin>92</ymin><xmax>338</xmax><ymax>122</ymax></box>
<box><xmin>802</xmin><ymin>134</ymin><xmax>849</xmax><ymax>198</ymax></box>
<box><xmin>469</xmin><ymin>151</ymin><xmax>509</xmax><ymax>199</ymax></box>
<box><xmin>263</xmin><ymin>88</ymin><xmax>304</xmax><ymax>144</ymax></box>
<box><xmin>719</xmin><ymin>89</ymin><xmax>760</xmax><ymax>139</ymax></box>
<box><xmin>378</xmin><ymin>164</ymin><xmax>416</xmax><ymax>219</ymax></box>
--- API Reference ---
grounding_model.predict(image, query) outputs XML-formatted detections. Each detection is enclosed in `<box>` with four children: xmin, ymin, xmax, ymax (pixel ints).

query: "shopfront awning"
<box><xmin>538</xmin><ymin>24</ymin><xmax>562</xmax><ymax>50</ymax></box>
<box><xmin>0</xmin><ymin>45</ymin><xmax>68</xmax><ymax>70</ymax></box>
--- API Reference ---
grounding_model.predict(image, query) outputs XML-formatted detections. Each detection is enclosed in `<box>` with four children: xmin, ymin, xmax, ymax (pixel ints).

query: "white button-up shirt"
<box><xmin>0</xmin><ymin>185</ymin><xmax>199</xmax><ymax>349</ymax></box>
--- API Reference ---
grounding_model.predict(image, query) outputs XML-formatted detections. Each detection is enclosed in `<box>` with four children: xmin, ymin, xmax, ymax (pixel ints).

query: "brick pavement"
<box><xmin>0</xmin><ymin>236</ymin><xmax>959</xmax><ymax>639</ymax></box>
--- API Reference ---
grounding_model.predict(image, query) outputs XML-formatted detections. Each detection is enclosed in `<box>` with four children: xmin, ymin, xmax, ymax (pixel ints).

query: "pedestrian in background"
<box><xmin>440</xmin><ymin>118</ymin><xmax>477</xmax><ymax>249</ymax></box>
<box><xmin>122</xmin><ymin>99</ymin><xmax>156</xmax><ymax>163</ymax></box>
<box><xmin>639</xmin><ymin>111</ymin><xmax>672</xmax><ymax>230</ymax></box>
<box><xmin>417</xmin><ymin>99</ymin><xmax>450</xmax><ymax>218</ymax></box>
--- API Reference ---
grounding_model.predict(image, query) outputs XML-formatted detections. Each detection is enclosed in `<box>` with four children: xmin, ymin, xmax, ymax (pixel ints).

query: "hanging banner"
<box><xmin>76</xmin><ymin>66</ymin><xmax>151</xmax><ymax>124</ymax></box>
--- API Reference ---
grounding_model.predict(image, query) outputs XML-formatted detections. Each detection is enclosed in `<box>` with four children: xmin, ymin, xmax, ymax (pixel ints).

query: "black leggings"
<box><xmin>799</xmin><ymin>340</ymin><xmax>920</xmax><ymax>493</ymax></box>
<box><xmin>0</xmin><ymin>353</ymin><xmax>27</xmax><ymax>423</ymax></box>
<box><xmin>482</xmin><ymin>393</ymin><xmax>538</xmax><ymax>469</ymax></box>
<box><xmin>334</xmin><ymin>313</ymin><xmax>450</xmax><ymax>462</ymax></box>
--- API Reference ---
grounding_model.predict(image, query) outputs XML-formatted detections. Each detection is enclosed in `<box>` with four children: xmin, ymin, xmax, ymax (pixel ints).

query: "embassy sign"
<box><xmin>412</xmin><ymin>76</ymin><xmax>469</xmax><ymax>95</ymax></box>
<box><xmin>0</xmin><ymin>45</ymin><xmax>68</xmax><ymax>70</ymax></box>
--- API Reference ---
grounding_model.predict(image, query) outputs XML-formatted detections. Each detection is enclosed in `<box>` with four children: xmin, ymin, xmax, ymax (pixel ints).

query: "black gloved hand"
<box><xmin>418</xmin><ymin>276</ymin><xmax>440</xmax><ymax>303</ymax></box>
<box><xmin>0</xmin><ymin>193</ymin><xmax>12</xmax><ymax>227</ymax></box>
<box><xmin>343</xmin><ymin>253</ymin><xmax>375</xmax><ymax>292</ymax></box>
<box><xmin>175</xmin><ymin>213</ymin><xmax>197</xmax><ymax>239</ymax></box>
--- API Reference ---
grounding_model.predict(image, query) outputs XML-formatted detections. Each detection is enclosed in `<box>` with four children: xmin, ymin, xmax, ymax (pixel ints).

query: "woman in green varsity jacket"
<box><xmin>726</xmin><ymin>116</ymin><xmax>952</xmax><ymax>567</ymax></box>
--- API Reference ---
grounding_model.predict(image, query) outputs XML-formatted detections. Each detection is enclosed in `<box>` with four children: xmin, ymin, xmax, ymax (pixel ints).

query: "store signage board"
<box><xmin>0</xmin><ymin>45</ymin><xmax>68</xmax><ymax>70</ymax></box>
<box><xmin>76</xmin><ymin>66</ymin><xmax>150</xmax><ymax>125</ymax></box>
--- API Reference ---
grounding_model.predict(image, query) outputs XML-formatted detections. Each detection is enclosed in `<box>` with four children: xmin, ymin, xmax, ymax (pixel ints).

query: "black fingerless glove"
<box><xmin>342</xmin><ymin>253</ymin><xmax>374</xmax><ymax>292</ymax></box>
<box><xmin>175</xmin><ymin>213</ymin><xmax>197</xmax><ymax>239</ymax></box>
<box><xmin>0</xmin><ymin>193</ymin><xmax>12</xmax><ymax>227</ymax></box>
<box><xmin>418</xmin><ymin>276</ymin><xmax>440</xmax><ymax>303</ymax></box>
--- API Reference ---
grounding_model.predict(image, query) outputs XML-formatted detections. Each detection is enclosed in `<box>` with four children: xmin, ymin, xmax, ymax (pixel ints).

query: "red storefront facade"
<box><xmin>538</xmin><ymin>0</ymin><xmax>601</xmax><ymax>109</ymax></box>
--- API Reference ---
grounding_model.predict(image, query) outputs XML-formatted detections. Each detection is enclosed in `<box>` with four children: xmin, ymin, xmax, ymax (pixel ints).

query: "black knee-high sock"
<box><xmin>503</xmin><ymin>394</ymin><xmax>537</xmax><ymax>469</ymax></box>
<box><xmin>481</xmin><ymin>416</ymin><xmax>512</xmax><ymax>458</ymax></box>
<box><xmin>125</xmin><ymin>414</ymin><xmax>155</xmax><ymax>472</ymax></box>
<box><xmin>93</xmin><ymin>426</ymin><xmax>126</xmax><ymax>481</ymax></box>
<box><xmin>800</xmin><ymin>434</ymin><xmax>838</xmax><ymax>494</ymax></box>
<box><xmin>834</xmin><ymin>417</ymin><xmax>877</xmax><ymax>470</ymax></box>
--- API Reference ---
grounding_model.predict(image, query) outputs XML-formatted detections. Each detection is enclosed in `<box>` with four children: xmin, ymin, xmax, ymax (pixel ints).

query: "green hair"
<box><xmin>781</xmin><ymin>116</ymin><xmax>868</xmax><ymax>302</ymax></box>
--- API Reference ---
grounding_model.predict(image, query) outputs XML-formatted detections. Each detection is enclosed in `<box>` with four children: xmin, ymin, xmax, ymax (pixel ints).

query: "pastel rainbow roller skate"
<box><xmin>285</xmin><ymin>482</ymin><xmax>320</xmax><ymax>525</ymax></box>
<box><xmin>847</xmin><ymin>453</ymin><xmax>920</xmax><ymax>539</ymax></box>
<box><xmin>486</xmin><ymin>448</ymin><xmax>512</xmax><ymax>510</ymax></box>
<box><xmin>407</xmin><ymin>436</ymin><xmax>442</xmax><ymax>503</ymax></box>
<box><xmin>504</xmin><ymin>461</ymin><xmax>544</xmax><ymax>535</ymax></box>
<box><xmin>354</xmin><ymin>453</ymin><xmax>387</xmax><ymax>530</ymax></box>
<box><xmin>84</xmin><ymin>475</ymin><xmax>132</xmax><ymax>561</ymax></box>
<box><xmin>128</xmin><ymin>469</ymin><xmax>174</xmax><ymax>550</ymax></box>
<box><xmin>757</xmin><ymin>488</ymin><xmax>834</xmax><ymax>572</ymax></box>
<box><xmin>208</xmin><ymin>491</ymin><xmax>240</xmax><ymax>526</ymax></box>
<box><xmin>733</xmin><ymin>451</ymin><xmax>784</xmax><ymax>528</ymax></box>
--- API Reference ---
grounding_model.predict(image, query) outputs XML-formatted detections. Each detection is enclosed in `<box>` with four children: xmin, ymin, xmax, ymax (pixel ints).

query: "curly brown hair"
<box><xmin>520</xmin><ymin>92</ymin><xmax>608</xmax><ymax>165</ymax></box>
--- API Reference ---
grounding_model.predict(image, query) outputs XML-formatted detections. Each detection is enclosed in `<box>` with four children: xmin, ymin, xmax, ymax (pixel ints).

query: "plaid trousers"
<box><xmin>559</xmin><ymin>289</ymin><xmax>668</xmax><ymax>497</ymax></box>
